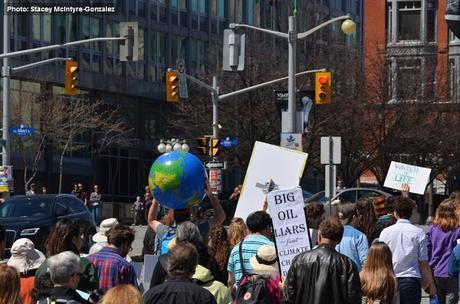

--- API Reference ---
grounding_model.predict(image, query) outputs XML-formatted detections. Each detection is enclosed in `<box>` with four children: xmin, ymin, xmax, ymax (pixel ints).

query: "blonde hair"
<box><xmin>360</xmin><ymin>242</ymin><xmax>397</xmax><ymax>304</ymax></box>
<box><xmin>433</xmin><ymin>200</ymin><xmax>458</xmax><ymax>231</ymax></box>
<box><xmin>0</xmin><ymin>264</ymin><xmax>22</xmax><ymax>304</ymax></box>
<box><xmin>228</xmin><ymin>217</ymin><xmax>249</xmax><ymax>248</ymax></box>
<box><xmin>101</xmin><ymin>284</ymin><xmax>143</xmax><ymax>304</ymax></box>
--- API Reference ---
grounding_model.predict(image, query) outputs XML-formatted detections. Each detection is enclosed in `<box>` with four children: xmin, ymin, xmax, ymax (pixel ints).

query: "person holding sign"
<box><xmin>283</xmin><ymin>217</ymin><xmax>361</xmax><ymax>304</ymax></box>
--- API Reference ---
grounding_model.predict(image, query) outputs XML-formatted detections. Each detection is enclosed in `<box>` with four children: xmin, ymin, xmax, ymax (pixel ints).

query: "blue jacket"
<box><xmin>448</xmin><ymin>243</ymin><xmax>460</xmax><ymax>277</ymax></box>
<box><xmin>335</xmin><ymin>225</ymin><xmax>369</xmax><ymax>271</ymax></box>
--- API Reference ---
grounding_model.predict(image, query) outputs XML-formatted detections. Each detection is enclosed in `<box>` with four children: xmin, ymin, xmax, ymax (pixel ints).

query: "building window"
<box><xmin>56</xmin><ymin>15</ymin><xmax>66</xmax><ymax>44</ymax></box>
<box><xmin>397</xmin><ymin>1</ymin><xmax>421</xmax><ymax>41</ymax></box>
<box><xmin>32</xmin><ymin>15</ymin><xmax>40</xmax><ymax>41</ymax></box>
<box><xmin>171</xmin><ymin>36</ymin><xmax>187</xmax><ymax>64</ymax></box>
<box><xmin>247</xmin><ymin>0</ymin><xmax>254</xmax><ymax>25</ymax></box>
<box><xmin>449</xmin><ymin>58</ymin><xmax>459</xmax><ymax>102</ymax></box>
<box><xmin>396</xmin><ymin>58</ymin><xmax>421</xmax><ymax>100</ymax></box>
<box><xmin>387</xmin><ymin>2</ymin><xmax>393</xmax><ymax>42</ymax></box>
<box><xmin>426</xmin><ymin>3</ymin><xmax>436</xmax><ymax>42</ymax></box>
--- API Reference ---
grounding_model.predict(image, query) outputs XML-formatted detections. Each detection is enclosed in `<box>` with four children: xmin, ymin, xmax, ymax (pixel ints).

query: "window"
<box><xmin>43</xmin><ymin>15</ymin><xmax>51</xmax><ymax>42</ymax></box>
<box><xmin>32</xmin><ymin>15</ymin><xmax>40</xmax><ymax>40</ymax></box>
<box><xmin>56</xmin><ymin>15</ymin><xmax>66</xmax><ymax>43</ymax></box>
<box><xmin>426</xmin><ymin>5</ymin><xmax>436</xmax><ymax>42</ymax></box>
<box><xmin>397</xmin><ymin>59</ymin><xmax>421</xmax><ymax>100</ymax></box>
<box><xmin>387</xmin><ymin>2</ymin><xmax>393</xmax><ymax>42</ymax></box>
<box><xmin>159</xmin><ymin>32</ymin><xmax>166</xmax><ymax>64</ymax></box>
<box><xmin>397</xmin><ymin>1</ymin><xmax>421</xmax><ymax>41</ymax></box>
<box><xmin>247</xmin><ymin>0</ymin><xmax>254</xmax><ymax>24</ymax></box>
<box><xmin>172</xmin><ymin>36</ymin><xmax>187</xmax><ymax>63</ymax></box>
<box><xmin>449</xmin><ymin>58</ymin><xmax>459</xmax><ymax>102</ymax></box>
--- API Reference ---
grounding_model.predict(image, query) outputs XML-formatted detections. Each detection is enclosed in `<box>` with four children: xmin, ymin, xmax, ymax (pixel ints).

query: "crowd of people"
<box><xmin>2</xmin><ymin>182</ymin><xmax>460</xmax><ymax>304</ymax></box>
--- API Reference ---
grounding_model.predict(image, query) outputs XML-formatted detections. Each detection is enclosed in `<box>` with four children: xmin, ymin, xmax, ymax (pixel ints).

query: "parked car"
<box><xmin>0</xmin><ymin>194</ymin><xmax>96</xmax><ymax>257</ymax></box>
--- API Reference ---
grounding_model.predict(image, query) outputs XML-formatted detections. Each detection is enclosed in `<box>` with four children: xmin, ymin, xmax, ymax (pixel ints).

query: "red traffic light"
<box><xmin>319</xmin><ymin>76</ymin><xmax>328</xmax><ymax>85</ymax></box>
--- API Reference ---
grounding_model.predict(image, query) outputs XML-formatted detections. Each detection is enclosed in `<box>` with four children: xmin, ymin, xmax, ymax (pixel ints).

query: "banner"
<box><xmin>234</xmin><ymin>141</ymin><xmax>308</xmax><ymax>220</ymax></box>
<box><xmin>267</xmin><ymin>186</ymin><xmax>311</xmax><ymax>277</ymax></box>
<box><xmin>383</xmin><ymin>161</ymin><xmax>431</xmax><ymax>195</ymax></box>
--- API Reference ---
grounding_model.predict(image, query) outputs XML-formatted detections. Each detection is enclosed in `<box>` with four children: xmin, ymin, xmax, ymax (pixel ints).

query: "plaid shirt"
<box><xmin>87</xmin><ymin>246</ymin><xmax>138</xmax><ymax>292</ymax></box>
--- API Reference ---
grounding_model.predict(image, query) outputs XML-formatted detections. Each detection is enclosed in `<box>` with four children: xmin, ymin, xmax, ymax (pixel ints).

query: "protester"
<box><xmin>100</xmin><ymin>284</ymin><xmax>143</xmax><ymax>304</ymax></box>
<box><xmin>144</xmin><ymin>186</ymin><xmax>153</xmax><ymax>223</ymax></box>
<box><xmin>373</xmin><ymin>196</ymin><xmax>397</xmax><ymax>242</ymax></box>
<box><xmin>41</xmin><ymin>186</ymin><xmax>47</xmax><ymax>194</ymax></box>
<box><xmin>89</xmin><ymin>218</ymin><xmax>119</xmax><ymax>255</ymax></box>
<box><xmin>0</xmin><ymin>264</ymin><xmax>22</xmax><ymax>304</ymax></box>
<box><xmin>148</xmin><ymin>180</ymin><xmax>225</xmax><ymax>256</ymax></box>
<box><xmin>35</xmin><ymin>219</ymin><xmax>99</xmax><ymax>292</ymax></box>
<box><xmin>379</xmin><ymin>196</ymin><xmax>437</xmax><ymax>303</ymax></box>
<box><xmin>227</xmin><ymin>211</ymin><xmax>274</xmax><ymax>288</ymax></box>
<box><xmin>87</xmin><ymin>224</ymin><xmax>137</xmax><ymax>292</ymax></box>
<box><xmin>247</xmin><ymin>245</ymin><xmax>283</xmax><ymax>303</ymax></box>
<box><xmin>78</xmin><ymin>183</ymin><xmax>89</xmax><ymax>208</ymax></box>
<box><xmin>357</xmin><ymin>198</ymin><xmax>377</xmax><ymax>246</ymax></box>
<box><xmin>305</xmin><ymin>202</ymin><xmax>325</xmax><ymax>246</ymax></box>
<box><xmin>426</xmin><ymin>200</ymin><xmax>460</xmax><ymax>304</ymax></box>
<box><xmin>31</xmin><ymin>273</ymin><xmax>53</xmax><ymax>303</ymax></box>
<box><xmin>0</xmin><ymin>223</ymin><xmax>5</xmax><ymax>259</ymax></box>
<box><xmin>283</xmin><ymin>217</ymin><xmax>362</xmax><ymax>304</ymax></box>
<box><xmin>228</xmin><ymin>217</ymin><xmax>249</xmax><ymax>248</ymax></box>
<box><xmin>360</xmin><ymin>242</ymin><xmax>399</xmax><ymax>304</ymax></box>
<box><xmin>142</xmin><ymin>226</ymin><xmax>156</xmax><ymax>256</ymax></box>
<box><xmin>144</xmin><ymin>241</ymin><xmax>217</xmax><ymax>304</ymax></box>
<box><xmin>7</xmin><ymin>238</ymin><xmax>46</xmax><ymax>304</ymax></box>
<box><xmin>37</xmin><ymin>251</ymin><xmax>88</xmax><ymax>304</ymax></box>
<box><xmin>132</xmin><ymin>196</ymin><xmax>144</xmax><ymax>226</ymax></box>
<box><xmin>71</xmin><ymin>183</ymin><xmax>80</xmax><ymax>197</ymax></box>
<box><xmin>335</xmin><ymin>203</ymin><xmax>369</xmax><ymax>271</ymax></box>
<box><xmin>208</xmin><ymin>225</ymin><xmax>231</xmax><ymax>283</ymax></box>
<box><xmin>90</xmin><ymin>185</ymin><xmax>102</xmax><ymax>225</ymax></box>
<box><xmin>150</xmin><ymin>221</ymin><xmax>223</xmax><ymax>286</ymax></box>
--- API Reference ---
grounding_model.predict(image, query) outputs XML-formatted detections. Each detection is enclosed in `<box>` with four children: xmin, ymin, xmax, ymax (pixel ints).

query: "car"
<box><xmin>0</xmin><ymin>194</ymin><xmax>97</xmax><ymax>257</ymax></box>
<box><xmin>305</xmin><ymin>187</ymin><xmax>392</xmax><ymax>215</ymax></box>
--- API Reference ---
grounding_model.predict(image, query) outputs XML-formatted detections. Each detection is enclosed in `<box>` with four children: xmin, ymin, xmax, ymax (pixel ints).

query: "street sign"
<box><xmin>10</xmin><ymin>125</ymin><xmax>35</xmax><ymax>137</ymax></box>
<box><xmin>220</xmin><ymin>137</ymin><xmax>239</xmax><ymax>148</ymax></box>
<box><xmin>178</xmin><ymin>74</ymin><xmax>188</xmax><ymax>99</ymax></box>
<box><xmin>205</xmin><ymin>161</ymin><xmax>227</xmax><ymax>170</ymax></box>
<box><xmin>320</xmin><ymin>136</ymin><xmax>341</xmax><ymax>164</ymax></box>
<box><xmin>280</xmin><ymin>133</ymin><xmax>303</xmax><ymax>151</ymax></box>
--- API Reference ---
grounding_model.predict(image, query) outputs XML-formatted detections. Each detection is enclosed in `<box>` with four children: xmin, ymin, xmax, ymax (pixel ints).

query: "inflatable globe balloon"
<box><xmin>148</xmin><ymin>151</ymin><xmax>207</xmax><ymax>210</ymax></box>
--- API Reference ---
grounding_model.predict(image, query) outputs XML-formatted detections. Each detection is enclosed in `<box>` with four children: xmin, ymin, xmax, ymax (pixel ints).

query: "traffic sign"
<box><xmin>178</xmin><ymin>74</ymin><xmax>188</xmax><ymax>99</ymax></box>
<box><xmin>10</xmin><ymin>125</ymin><xmax>35</xmax><ymax>137</ymax></box>
<box><xmin>205</xmin><ymin>161</ymin><xmax>227</xmax><ymax>169</ymax></box>
<box><xmin>220</xmin><ymin>137</ymin><xmax>239</xmax><ymax>148</ymax></box>
<box><xmin>320</xmin><ymin>136</ymin><xmax>341</xmax><ymax>164</ymax></box>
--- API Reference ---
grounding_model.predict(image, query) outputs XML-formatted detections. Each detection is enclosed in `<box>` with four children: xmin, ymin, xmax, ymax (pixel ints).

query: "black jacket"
<box><xmin>144</xmin><ymin>277</ymin><xmax>217</xmax><ymax>304</ymax></box>
<box><xmin>38</xmin><ymin>287</ymin><xmax>88</xmax><ymax>304</ymax></box>
<box><xmin>283</xmin><ymin>245</ymin><xmax>362</xmax><ymax>304</ymax></box>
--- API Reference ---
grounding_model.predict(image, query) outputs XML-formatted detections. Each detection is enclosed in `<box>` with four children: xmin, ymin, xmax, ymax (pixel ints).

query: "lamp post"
<box><xmin>229</xmin><ymin>15</ymin><xmax>356</xmax><ymax>133</ymax></box>
<box><xmin>157</xmin><ymin>139</ymin><xmax>189</xmax><ymax>154</ymax></box>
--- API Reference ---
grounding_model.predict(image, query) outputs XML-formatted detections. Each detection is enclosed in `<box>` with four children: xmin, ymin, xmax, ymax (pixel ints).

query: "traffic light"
<box><xmin>197</xmin><ymin>136</ymin><xmax>211</xmax><ymax>156</ymax></box>
<box><xmin>210</xmin><ymin>138</ymin><xmax>220</xmax><ymax>157</ymax></box>
<box><xmin>120</xmin><ymin>22</ymin><xmax>139</xmax><ymax>61</ymax></box>
<box><xmin>166</xmin><ymin>70</ymin><xmax>179</xmax><ymax>102</ymax></box>
<box><xmin>315</xmin><ymin>72</ymin><xmax>332</xmax><ymax>105</ymax></box>
<box><xmin>65</xmin><ymin>60</ymin><xmax>78</xmax><ymax>96</ymax></box>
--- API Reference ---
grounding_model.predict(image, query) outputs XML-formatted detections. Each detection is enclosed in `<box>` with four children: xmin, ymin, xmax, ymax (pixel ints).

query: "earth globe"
<box><xmin>148</xmin><ymin>151</ymin><xmax>207</xmax><ymax>210</ymax></box>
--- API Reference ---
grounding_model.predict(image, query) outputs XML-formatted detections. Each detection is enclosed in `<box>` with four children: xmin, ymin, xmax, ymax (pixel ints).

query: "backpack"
<box><xmin>157</xmin><ymin>226</ymin><xmax>176</xmax><ymax>255</ymax></box>
<box><xmin>232</xmin><ymin>241</ymin><xmax>271</xmax><ymax>304</ymax></box>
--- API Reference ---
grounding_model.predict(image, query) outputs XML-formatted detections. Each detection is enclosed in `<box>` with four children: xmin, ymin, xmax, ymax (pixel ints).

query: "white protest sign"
<box><xmin>234</xmin><ymin>141</ymin><xmax>308</xmax><ymax>220</ymax></box>
<box><xmin>267</xmin><ymin>186</ymin><xmax>311</xmax><ymax>278</ymax></box>
<box><xmin>383</xmin><ymin>161</ymin><xmax>432</xmax><ymax>195</ymax></box>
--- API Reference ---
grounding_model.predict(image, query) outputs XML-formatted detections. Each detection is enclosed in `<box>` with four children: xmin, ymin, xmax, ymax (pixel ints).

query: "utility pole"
<box><xmin>2</xmin><ymin>0</ymin><xmax>10</xmax><ymax>166</ymax></box>
<box><xmin>212</xmin><ymin>76</ymin><xmax>219</xmax><ymax>141</ymax></box>
<box><xmin>287</xmin><ymin>16</ymin><xmax>297</xmax><ymax>133</ymax></box>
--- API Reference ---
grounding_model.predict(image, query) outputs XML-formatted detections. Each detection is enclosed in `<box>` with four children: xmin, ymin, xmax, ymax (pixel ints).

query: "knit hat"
<box><xmin>7</xmin><ymin>238</ymin><xmax>45</xmax><ymax>274</ymax></box>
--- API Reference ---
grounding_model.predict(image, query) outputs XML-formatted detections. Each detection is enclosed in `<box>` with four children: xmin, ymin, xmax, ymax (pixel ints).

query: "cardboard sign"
<box><xmin>384</xmin><ymin>161</ymin><xmax>432</xmax><ymax>195</ymax></box>
<box><xmin>234</xmin><ymin>141</ymin><xmax>308</xmax><ymax>220</ymax></box>
<box><xmin>267</xmin><ymin>186</ymin><xmax>311</xmax><ymax>277</ymax></box>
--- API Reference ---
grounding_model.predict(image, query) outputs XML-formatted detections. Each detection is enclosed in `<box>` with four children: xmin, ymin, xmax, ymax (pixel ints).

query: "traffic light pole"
<box><xmin>229</xmin><ymin>14</ymin><xmax>352</xmax><ymax>133</ymax></box>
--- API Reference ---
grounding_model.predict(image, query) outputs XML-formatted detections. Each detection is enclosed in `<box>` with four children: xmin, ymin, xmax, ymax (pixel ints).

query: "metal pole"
<box><xmin>212</xmin><ymin>76</ymin><xmax>219</xmax><ymax>141</ymax></box>
<box><xmin>329</xmin><ymin>137</ymin><xmax>334</xmax><ymax>214</ymax></box>
<box><xmin>287</xmin><ymin>16</ymin><xmax>297</xmax><ymax>133</ymax></box>
<box><xmin>2</xmin><ymin>0</ymin><xmax>10</xmax><ymax>166</ymax></box>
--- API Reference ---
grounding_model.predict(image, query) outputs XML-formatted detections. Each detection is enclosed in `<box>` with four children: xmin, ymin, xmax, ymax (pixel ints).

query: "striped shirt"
<box><xmin>379</xmin><ymin>219</ymin><xmax>428</xmax><ymax>278</ymax></box>
<box><xmin>227</xmin><ymin>234</ymin><xmax>274</xmax><ymax>286</ymax></box>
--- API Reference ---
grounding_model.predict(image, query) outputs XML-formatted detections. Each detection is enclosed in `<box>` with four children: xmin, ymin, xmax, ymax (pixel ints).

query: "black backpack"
<box><xmin>232</xmin><ymin>241</ymin><xmax>271</xmax><ymax>304</ymax></box>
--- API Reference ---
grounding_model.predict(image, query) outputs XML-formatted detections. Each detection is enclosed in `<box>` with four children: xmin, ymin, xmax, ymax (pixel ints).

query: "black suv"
<box><xmin>0</xmin><ymin>194</ymin><xmax>97</xmax><ymax>256</ymax></box>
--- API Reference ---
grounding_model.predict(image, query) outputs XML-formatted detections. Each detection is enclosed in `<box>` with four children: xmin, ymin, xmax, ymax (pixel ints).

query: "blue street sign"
<box><xmin>10</xmin><ymin>125</ymin><xmax>35</xmax><ymax>137</ymax></box>
<box><xmin>220</xmin><ymin>137</ymin><xmax>238</xmax><ymax>148</ymax></box>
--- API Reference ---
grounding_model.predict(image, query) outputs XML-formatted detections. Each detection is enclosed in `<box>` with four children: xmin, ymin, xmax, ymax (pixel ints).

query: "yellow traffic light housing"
<box><xmin>65</xmin><ymin>60</ymin><xmax>78</xmax><ymax>96</ymax></box>
<box><xmin>315</xmin><ymin>72</ymin><xmax>332</xmax><ymax>105</ymax></box>
<box><xmin>166</xmin><ymin>70</ymin><xmax>179</xmax><ymax>102</ymax></box>
<box><xmin>210</xmin><ymin>138</ymin><xmax>220</xmax><ymax>157</ymax></box>
<box><xmin>197</xmin><ymin>136</ymin><xmax>211</xmax><ymax>156</ymax></box>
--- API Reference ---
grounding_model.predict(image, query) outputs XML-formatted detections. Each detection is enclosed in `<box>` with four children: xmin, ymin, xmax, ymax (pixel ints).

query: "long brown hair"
<box><xmin>46</xmin><ymin>219</ymin><xmax>80</xmax><ymax>256</ymax></box>
<box><xmin>0</xmin><ymin>264</ymin><xmax>22</xmax><ymax>304</ymax></box>
<box><xmin>101</xmin><ymin>284</ymin><xmax>143</xmax><ymax>304</ymax></box>
<box><xmin>208</xmin><ymin>226</ymin><xmax>231</xmax><ymax>270</ymax></box>
<box><xmin>360</xmin><ymin>242</ymin><xmax>397</xmax><ymax>304</ymax></box>
<box><xmin>433</xmin><ymin>200</ymin><xmax>458</xmax><ymax>231</ymax></box>
<box><xmin>228</xmin><ymin>217</ymin><xmax>249</xmax><ymax>248</ymax></box>
<box><xmin>357</xmin><ymin>198</ymin><xmax>377</xmax><ymax>244</ymax></box>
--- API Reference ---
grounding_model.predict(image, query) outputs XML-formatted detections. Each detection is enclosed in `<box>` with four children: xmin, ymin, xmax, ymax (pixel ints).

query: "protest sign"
<box><xmin>143</xmin><ymin>254</ymin><xmax>158</xmax><ymax>284</ymax></box>
<box><xmin>234</xmin><ymin>141</ymin><xmax>308</xmax><ymax>220</ymax></box>
<box><xmin>384</xmin><ymin>161</ymin><xmax>431</xmax><ymax>195</ymax></box>
<box><xmin>267</xmin><ymin>186</ymin><xmax>311</xmax><ymax>277</ymax></box>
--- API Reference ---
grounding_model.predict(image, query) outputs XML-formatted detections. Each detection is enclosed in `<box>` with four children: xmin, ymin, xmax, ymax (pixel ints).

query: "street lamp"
<box><xmin>157</xmin><ymin>138</ymin><xmax>189</xmax><ymax>154</ymax></box>
<box><xmin>229</xmin><ymin>15</ymin><xmax>356</xmax><ymax>134</ymax></box>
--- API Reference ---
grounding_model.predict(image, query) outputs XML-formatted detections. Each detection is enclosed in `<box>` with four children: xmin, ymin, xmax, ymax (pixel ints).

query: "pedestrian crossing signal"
<box><xmin>197</xmin><ymin>136</ymin><xmax>211</xmax><ymax>156</ymax></box>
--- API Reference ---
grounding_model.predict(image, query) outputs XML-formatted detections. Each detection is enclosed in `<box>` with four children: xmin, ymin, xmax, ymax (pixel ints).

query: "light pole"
<box><xmin>2</xmin><ymin>0</ymin><xmax>10</xmax><ymax>166</ymax></box>
<box><xmin>229</xmin><ymin>14</ymin><xmax>356</xmax><ymax>133</ymax></box>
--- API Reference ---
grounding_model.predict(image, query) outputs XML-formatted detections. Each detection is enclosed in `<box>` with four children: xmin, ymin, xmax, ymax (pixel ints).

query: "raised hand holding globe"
<box><xmin>148</xmin><ymin>151</ymin><xmax>207</xmax><ymax>210</ymax></box>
